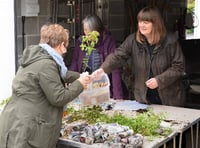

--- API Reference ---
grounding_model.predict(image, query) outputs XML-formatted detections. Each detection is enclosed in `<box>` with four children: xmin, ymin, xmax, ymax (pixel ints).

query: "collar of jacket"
<box><xmin>137</xmin><ymin>39</ymin><xmax>162</xmax><ymax>55</ymax></box>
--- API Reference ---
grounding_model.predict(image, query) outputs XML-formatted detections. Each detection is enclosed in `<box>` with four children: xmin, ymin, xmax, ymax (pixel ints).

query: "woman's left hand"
<box><xmin>145</xmin><ymin>78</ymin><xmax>158</xmax><ymax>89</ymax></box>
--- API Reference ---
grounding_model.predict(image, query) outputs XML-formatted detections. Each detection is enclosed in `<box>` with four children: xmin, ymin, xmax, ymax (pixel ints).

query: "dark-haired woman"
<box><xmin>92</xmin><ymin>6</ymin><xmax>186</xmax><ymax>107</ymax></box>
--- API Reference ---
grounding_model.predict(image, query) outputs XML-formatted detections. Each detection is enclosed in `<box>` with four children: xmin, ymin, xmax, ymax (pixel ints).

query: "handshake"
<box><xmin>77</xmin><ymin>68</ymin><xmax>105</xmax><ymax>89</ymax></box>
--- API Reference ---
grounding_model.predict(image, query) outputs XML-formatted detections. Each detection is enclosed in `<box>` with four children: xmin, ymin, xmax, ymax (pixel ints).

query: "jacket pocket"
<box><xmin>28</xmin><ymin>117</ymin><xmax>54</xmax><ymax>148</ymax></box>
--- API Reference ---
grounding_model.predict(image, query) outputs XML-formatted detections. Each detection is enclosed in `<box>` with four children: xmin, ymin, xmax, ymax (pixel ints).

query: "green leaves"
<box><xmin>65</xmin><ymin>106</ymin><xmax>172</xmax><ymax>137</ymax></box>
<box><xmin>0</xmin><ymin>97</ymin><xmax>10</xmax><ymax>107</ymax></box>
<box><xmin>67</xmin><ymin>105</ymin><xmax>106</xmax><ymax>124</ymax></box>
<box><xmin>130</xmin><ymin>110</ymin><xmax>165</xmax><ymax>136</ymax></box>
<box><xmin>80</xmin><ymin>31</ymin><xmax>99</xmax><ymax>55</ymax></box>
<box><xmin>80</xmin><ymin>31</ymin><xmax>100</xmax><ymax>72</ymax></box>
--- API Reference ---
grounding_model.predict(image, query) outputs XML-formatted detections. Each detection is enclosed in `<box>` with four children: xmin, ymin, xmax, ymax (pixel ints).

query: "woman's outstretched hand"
<box><xmin>91</xmin><ymin>68</ymin><xmax>105</xmax><ymax>80</ymax></box>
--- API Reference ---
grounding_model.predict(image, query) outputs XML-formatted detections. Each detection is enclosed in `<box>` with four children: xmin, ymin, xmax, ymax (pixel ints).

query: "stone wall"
<box><xmin>16</xmin><ymin>0</ymin><xmax>187</xmax><ymax>62</ymax></box>
<box><xmin>16</xmin><ymin>0</ymin><xmax>52</xmax><ymax>56</ymax></box>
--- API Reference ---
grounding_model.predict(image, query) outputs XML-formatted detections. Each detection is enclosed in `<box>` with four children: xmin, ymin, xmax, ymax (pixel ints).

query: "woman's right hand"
<box><xmin>77</xmin><ymin>75</ymin><xmax>91</xmax><ymax>89</ymax></box>
<box><xmin>91</xmin><ymin>68</ymin><xmax>105</xmax><ymax>80</ymax></box>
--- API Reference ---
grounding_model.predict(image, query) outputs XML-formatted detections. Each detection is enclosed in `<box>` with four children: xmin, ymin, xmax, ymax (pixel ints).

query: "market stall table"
<box><xmin>57</xmin><ymin>132</ymin><xmax>178</xmax><ymax>148</ymax></box>
<box><xmin>150</xmin><ymin>105</ymin><xmax>200</xmax><ymax>148</ymax></box>
<box><xmin>57</xmin><ymin>101</ymin><xmax>200</xmax><ymax>148</ymax></box>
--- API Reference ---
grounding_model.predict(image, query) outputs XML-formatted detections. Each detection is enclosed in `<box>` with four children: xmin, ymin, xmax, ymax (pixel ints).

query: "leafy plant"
<box><xmin>65</xmin><ymin>106</ymin><xmax>172</xmax><ymax>137</ymax></box>
<box><xmin>80</xmin><ymin>31</ymin><xmax>100</xmax><ymax>72</ymax></box>
<box><xmin>0</xmin><ymin>97</ymin><xmax>10</xmax><ymax>113</ymax></box>
<box><xmin>0</xmin><ymin>97</ymin><xmax>10</xmax><ymax>107</ymax></box>
<box><xmin>66</xmin><ymin>105</ymin><xmax>108</xmax><ymax>123</ymax></box>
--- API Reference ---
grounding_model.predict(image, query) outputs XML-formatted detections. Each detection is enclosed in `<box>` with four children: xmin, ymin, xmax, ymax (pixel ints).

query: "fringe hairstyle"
<box><xmin>136</xmin><ymin>6</ymin><xmax>166</xmax><ymax>44</ymax></box>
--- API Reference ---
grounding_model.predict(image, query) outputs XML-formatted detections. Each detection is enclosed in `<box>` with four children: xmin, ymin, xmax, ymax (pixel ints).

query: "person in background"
<box><xmin>70</xmin><ymin>14</ymin><xmax>128</xmax><ymax>100</ymax></box>
<box><xmin>0</xmin><ymin>24</ymin><xmax>91</xmax><ymax>148</ymax></box>
<box><xmin>92</xmin><ymin>6</ymin><xmax>186</xmax><ymax>107</ymax></box>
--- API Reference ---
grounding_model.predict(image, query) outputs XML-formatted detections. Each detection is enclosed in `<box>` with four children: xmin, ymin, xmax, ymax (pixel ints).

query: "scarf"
<box><xmin>39</xmin><ymin>43</ymin><xmax>67</xmax><ymax>79</ymax></box>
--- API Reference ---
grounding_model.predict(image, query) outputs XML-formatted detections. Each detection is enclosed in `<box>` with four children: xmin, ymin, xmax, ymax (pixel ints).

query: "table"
<box><xmin>150</xmin><ymin>105</ymin><xmax>200</xmax><ymax>148</ymax></box>
<box><xmin>57</xmin><ymin>103</ymin><xmax>200</xmax><ymax>148</ymax></box>
<box><xmin>57</xmin><ymin>132</ymin><xmax>177</xmax><ymax>148</ymax></box>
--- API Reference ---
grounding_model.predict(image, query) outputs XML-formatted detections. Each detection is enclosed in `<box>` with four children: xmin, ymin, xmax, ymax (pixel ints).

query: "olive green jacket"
<box><xmin>102</xmin><ymin>33</ymin><xmax>186</xmax><ymax>107</ymax></box>
<box><xmin>0</xmin><ymin>45</ymin><xmax>83</xmax><ymax>148</ymax></box>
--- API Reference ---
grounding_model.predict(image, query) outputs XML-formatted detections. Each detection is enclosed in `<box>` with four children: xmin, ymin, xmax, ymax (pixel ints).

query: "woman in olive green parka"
<box><xmin>0</xmin><ymin>24</ymin><xmax>91</xmax><ymax>148</ymax></box>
